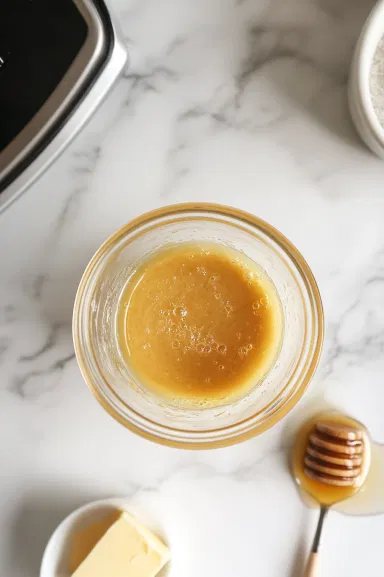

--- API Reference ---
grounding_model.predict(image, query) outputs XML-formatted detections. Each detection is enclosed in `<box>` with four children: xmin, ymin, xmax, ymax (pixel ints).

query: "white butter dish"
<box><xmin>40</xmin><ymin>498</ymin><xmax>169</xmax><ymax>577</ymax></box>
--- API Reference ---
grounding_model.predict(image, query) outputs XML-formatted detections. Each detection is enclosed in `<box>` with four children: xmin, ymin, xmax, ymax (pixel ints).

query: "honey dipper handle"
<box><xmin>304</xmin><ymin>506</ymin><xmax>328</xmax><ymax>577</ymax></box>
<box><xmin>304</xmin><ymin>552</ymin><xmax>319</xmax><ymax>577</ymax></box>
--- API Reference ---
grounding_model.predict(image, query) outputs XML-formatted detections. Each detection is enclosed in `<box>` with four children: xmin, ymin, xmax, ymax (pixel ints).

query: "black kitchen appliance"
<box><xmin>0</xmin><ymin>0</ymin><xmax>127</xmax><ymax>212</ymax></box>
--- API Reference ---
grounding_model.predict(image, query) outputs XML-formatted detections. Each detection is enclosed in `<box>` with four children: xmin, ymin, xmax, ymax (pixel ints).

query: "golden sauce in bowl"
<box><xmin>117</xmin><ymin>242</ymin><xmax>283</xmax><ymax>407</ymax></box>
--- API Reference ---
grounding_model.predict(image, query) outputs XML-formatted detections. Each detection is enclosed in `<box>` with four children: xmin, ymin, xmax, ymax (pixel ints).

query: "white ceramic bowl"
<box><xmin>40</xmin><ymin>499</ymin><xmax>129</xmax><ymax>577</ymax></box>
<box><xmin>349</xmin><ymin>0</ymin><xmax>384</xmax><ymax>158</ymax></box>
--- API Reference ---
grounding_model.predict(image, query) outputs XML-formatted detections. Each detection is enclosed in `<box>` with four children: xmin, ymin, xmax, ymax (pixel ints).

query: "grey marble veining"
<box><xmin>1</xmin><ymin>0</ymin><xmax>384</xmax><ymax>575</ymax></box>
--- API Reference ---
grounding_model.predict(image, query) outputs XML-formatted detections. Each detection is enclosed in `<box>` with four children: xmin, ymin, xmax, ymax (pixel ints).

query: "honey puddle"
<box><xmin>116</xmin><ymin>242</ymin><xmax>283</xmax><ymax>407</ymax></box>
<box><xmin>290</xmin><ymin>405</ymin><xmax>384</xmax><ymax>516</ymax></box>
<box><xmin>336</xmin><ymin>442</ymin><xmax>384</xmax><ymax>516</ymax></box>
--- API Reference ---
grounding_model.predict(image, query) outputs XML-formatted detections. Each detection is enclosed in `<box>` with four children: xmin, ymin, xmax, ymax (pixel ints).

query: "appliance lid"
<box><xmin>0</xmin><ymin>0</ymin><xmax>127</xmax><ymax>213</ymax></box>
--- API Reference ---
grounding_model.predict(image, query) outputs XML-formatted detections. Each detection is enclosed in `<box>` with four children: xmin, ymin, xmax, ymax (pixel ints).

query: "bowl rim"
<box><xmin>351</xmin><ymin>0</ymin><xmax>384</xmax><ymax>152</ymax></box>
<box><xmin>73</xmin><ymin>203</ymin><xmax>324</xmax><ymax>449</ymax></box>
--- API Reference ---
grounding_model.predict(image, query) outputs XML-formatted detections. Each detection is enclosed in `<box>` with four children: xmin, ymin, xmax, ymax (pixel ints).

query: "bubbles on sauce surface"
<box><xmin>116</xmin><ymin>242</ymin><xmax>283</xmax><ymax>407</ymax></box>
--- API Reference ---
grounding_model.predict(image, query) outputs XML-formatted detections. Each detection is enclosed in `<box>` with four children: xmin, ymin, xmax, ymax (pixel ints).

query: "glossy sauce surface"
<box><xmin>117</xmin><ymin>242</ymin><xmax>283</xmax><ymax>407</ymax></box>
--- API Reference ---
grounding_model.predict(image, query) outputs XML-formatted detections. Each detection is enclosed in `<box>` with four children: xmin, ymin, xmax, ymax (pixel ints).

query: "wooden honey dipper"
<box><xmin>304</xmin><ymin>421</ymin><xmax>364</xmax><ymax>488</ymax></box>
<box><xmin>298</xmin><ymin>419</ymin><xmax>370</xmax><ymax>577</ymax></box>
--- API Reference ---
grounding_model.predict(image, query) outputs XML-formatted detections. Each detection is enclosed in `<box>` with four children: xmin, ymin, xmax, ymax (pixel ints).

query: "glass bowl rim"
<box><xmin>73</xmin><ymin>202</ymin><xmax>324</xmax><ymax>449</ymax></box>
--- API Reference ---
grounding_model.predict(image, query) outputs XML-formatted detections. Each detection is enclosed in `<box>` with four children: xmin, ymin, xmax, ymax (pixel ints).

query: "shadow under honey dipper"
<box><xmin>292</xmin><ymin>415</ymin><xmax>371</xmax><ymax>577</ymax></box>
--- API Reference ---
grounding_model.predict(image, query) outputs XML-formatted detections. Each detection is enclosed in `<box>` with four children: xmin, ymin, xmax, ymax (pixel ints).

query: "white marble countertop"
<box><xmin>1</xmin><ymin>0</ymin><xmax>384</xmax><ymax>575</ymax></box>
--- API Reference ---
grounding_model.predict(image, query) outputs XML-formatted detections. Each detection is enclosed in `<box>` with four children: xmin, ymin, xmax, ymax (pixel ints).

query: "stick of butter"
<box><xmin>71</xmin><ymin>511</ymin><xmax>170</xmax><ymax>577</ymax></box>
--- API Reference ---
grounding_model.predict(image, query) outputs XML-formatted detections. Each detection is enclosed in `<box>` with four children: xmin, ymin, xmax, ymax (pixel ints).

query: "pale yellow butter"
<box><xmin>71</xmin><ymin>512</ymin><xmax>170</xmax><ymax>577</ymax></box>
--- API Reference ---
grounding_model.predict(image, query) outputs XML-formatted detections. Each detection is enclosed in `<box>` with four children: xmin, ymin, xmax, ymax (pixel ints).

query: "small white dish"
<box><xmin>40</xmin><ymin>498</ymin><xmax>128</xmax><ymax>577</ymax></box>
<box><xmin>349</xmin><ymin>0</ymin><xmax>384</xmax><ymax>158</ymax></box>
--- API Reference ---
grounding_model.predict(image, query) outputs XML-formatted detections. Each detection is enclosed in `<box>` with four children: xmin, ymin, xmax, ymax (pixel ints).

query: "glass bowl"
<box><xmin>73</xmin><ymin>203</ymin><xmax>323</xmax><ymax>448</ymax></box>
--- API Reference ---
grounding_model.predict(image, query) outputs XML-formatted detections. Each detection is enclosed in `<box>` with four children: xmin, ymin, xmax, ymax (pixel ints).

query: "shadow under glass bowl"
<box><xmin>73</xmin><ymin>203</ymin><xmax>323</xmax><ymax>449</ymax></box>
